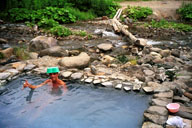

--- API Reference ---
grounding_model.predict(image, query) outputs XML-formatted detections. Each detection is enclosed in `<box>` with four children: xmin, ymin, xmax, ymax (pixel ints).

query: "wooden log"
<box><xmin>112</xmin><ymin>9</ymin><xmax>138</xmax><ymax>44</ymax></box>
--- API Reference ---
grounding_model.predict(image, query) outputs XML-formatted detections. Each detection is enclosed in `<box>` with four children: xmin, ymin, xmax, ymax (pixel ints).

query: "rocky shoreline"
<box><xmin>0</xmin><ymin>20</ymin><xmax>192</xmax><ymax>127</ymax></box>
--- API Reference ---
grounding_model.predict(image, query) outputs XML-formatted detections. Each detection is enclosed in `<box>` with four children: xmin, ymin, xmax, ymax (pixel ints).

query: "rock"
<box><xmin>85</xmin><ymin>77</ymin><xmax>93</xmax><ymax>83</ymax></box>
<box><xmin>101</xmin><ymin>81</ymin><xmax>113</xmax><ymax>88</ymax></box>
<box><xmin>146</xmin><ymin>106</ymin><xmax>168</xmax><ymax>116</ymax></box>
<box><xmin>142</xmin><ymin>122</ymin><xmax>163</xmax><ymax>128</ymax></box>
<box><xmin>143</xmin><ymin>112</ymin><xmax>167</xmax><ymax>125</ymax></box>
<box><xmin>154</xmin><ymin>86</ymin><xmax>171</xmax><ymax>93</ymax></box>
<box><xmin>143</xmin><ymin>87</ymin><xmax>154</xmax><ymax>93</ymax></box>
<box><xmin>150</xmin><ymin>47</ymin><xmax>162</xmax><ymax>53</ymax></box>
<box><xmin>27</xmin><ymin>56</ymin><xmax>60</xmax><ymax>67</ymax></box>
<box><xmin>70</xmin><ymin>72</ymin><xmax>83</xmax><ymax>80</ymax></box>
<box><xmin>131</xmin><ymin>47</ymin><xmax>139</xmax><ymax>54</ymax></box>
<box><xmin>171</xmin><ymin>49</ymin><xmax>180</xmax><ymax>58</ymax></box>
<box><xmin>160</xmin><ymin>49</ymin><xmax>171</xmax><ymax>57</ymax></box>
<box><xmin>68</xmin><ymin>50</ymin><xmax>80</xmax><ymax>56</ymax></box>
<box><xmin>97</xmin><ymin>43</ymin><xmax>113</xmax><ymax>51</ymax></box>
<box><xmin>135</xmin><ymin>39</ymin><xmax>147</xmax><ymax>47</ymax></box>
<box><xmin>0</xmin><ymin>38</ymin><xmax>8</xmax><ymax>44</ymax></box>
<box><xmin>93</xmin><ymin>79</ymin><xmax>102</xmax><ymax>84</ymax></box>
<box><xmin>115</xmin><ymin>84</ymin><xmax>122</xmax><ymax>89</ymax></box>
<box><xmin>0</xmin><ymin>48</ymin><xmax>13</xmax><ymax>58</ymax></box>
<box><xmin>123</xmin><ymin>86</ymin><xmax>131</xmax><ymax>91</ymax></box>
<box><xmin>173</xmin><ymin>95</ymin><xmax>190</xmax><ymax>103</ymax></box>
<box><xmin>155</xmin><ymin>73</ymin><xmax>167</xmax><ymax>82</ymax></box>
<box><xmin>59</xmin><ymin>52</ymin><xmax>90</xmax><ymax>68</ymax></box>
<box><xmin>151</xmin><ymin>98</ymin><xmax>170</xmax><ymax>107</ymax></box>
<box><xmin>150</xmin><ymin>52</ymin><xmax>162</xmax><ymax>58</ymax></box>
<box><xmin>29</xmin><ymin>36</ymin><xmax>58</xmax><ymax>52</ymax></box>
<box><xmin>33</xmin><ymin>67</ymin><xmax>47</xmax><ymax>74</ymax></box>
<box><xmin>5</xmin><ymin>69</ymin><xmax>19</xmax><ymax>76</ymax></box>
<box><xmin>101</xmin><ymin>55</ymin><xmax>115</xmax><ymax>66</ymax></box>
<box><xmin>0</xmin><ymin>72</ymin><xmax>11</xmax><ymax>80</ymax></box>
<box><xmin>0</xmin><ymin>80</ymin><xmax>7</xmax><ymax>86</ymax></box>
<box><xmin>147</xmin><ymin>82</ymin><xmax>160</xmax><ymax>88</ymax></box>
<box><xmin>61</xmin><ymin>71</ymin><xmax>72</xmax><ymax>78</ymax></box>
<box><xmin>154</xmin><ymin>91</ymin><xmax>173</xmax><ymax>99</ymax></box>
<box><xmin>133</xmin><ymin>83</ymin><xmax>141</xmax><ymax>91</ymax></box>
<box><xmin>11</xmin><ymin>62</ymin><xmax>26</xmax><ymax>71</ymax></box>
<box><xmin>24</xmin><ymin>64</ymin><xmax>36</xmax><ymax>71</ymax></box>
<box><xmin>39</xmin><ymin>46</ymin><xmax>69</xmax><ymax>57</ymax></box>
<box><xmin>29</xmin><ymin>52</ymin><xmax>38</xmax><ymax>59</ymax></box>
<box><xmin>143</xmin><ymin>70</ymin><xmax>154</xmax><ymax>76</ymax></box>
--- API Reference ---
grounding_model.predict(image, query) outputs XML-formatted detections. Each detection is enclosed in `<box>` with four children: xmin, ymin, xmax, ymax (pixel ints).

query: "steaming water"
<box><xmin>0</xmin><ymin>75</ymin><xmax>150</xmax><ymax>128</ymax></box>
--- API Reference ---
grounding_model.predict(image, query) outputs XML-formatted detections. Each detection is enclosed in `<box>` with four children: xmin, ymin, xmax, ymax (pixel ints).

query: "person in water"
<box><xmin>23</xmin><ymin>67</ymin><xmax>67</xmax><ymax>92</ymax></box>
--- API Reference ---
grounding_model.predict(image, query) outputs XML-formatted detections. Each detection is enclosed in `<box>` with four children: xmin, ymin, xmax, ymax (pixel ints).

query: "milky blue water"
<box><xmin>0</xmin><ymin>75</ymin><xmax>150</xmax><ymax>128</ymax></box>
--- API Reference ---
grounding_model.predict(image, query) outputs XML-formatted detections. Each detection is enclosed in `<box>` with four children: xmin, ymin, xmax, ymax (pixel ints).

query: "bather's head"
<box><xmin>47</xmin><ymin>67</ymin><xmax>60</xmax><ymax>81</ymax></box>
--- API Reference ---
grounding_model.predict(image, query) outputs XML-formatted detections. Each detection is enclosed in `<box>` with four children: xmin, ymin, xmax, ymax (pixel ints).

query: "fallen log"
<box><xmin>111</xmin><ymin>9</ymin><xmax>138</xmax><ymax>44</ymax></box>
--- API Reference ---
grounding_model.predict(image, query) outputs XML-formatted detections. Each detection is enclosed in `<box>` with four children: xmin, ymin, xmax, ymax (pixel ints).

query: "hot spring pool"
<box><xmin>0</xmin><ymin>75</ymin><xmax>150</xmax><ymax>128</ymax></box>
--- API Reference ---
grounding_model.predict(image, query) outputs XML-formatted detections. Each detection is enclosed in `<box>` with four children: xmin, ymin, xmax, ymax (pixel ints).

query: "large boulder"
<box><xmin>0</xmin><ymin>47</ymin><xmax>14</xmax><ymax>58</ymax></box>
<box><xmin>59</xmin><ymin>52</ymin><xmax>90</xmax><ymax>68</ymax></box>
<box><xmin>29</xmin><ymin>36</ymin><xmax>58</xmax><ymax>52</ymax></box>
<box><xmin>39</xmin><ymin>46</ymin><xmax>69</xmax><ymax>57</ymax></box>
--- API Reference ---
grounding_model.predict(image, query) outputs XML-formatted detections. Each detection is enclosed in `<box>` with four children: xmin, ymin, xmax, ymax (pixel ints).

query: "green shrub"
<box><xmin>65</xmin><ymin>7</ymin><xmax>96</xmax><ymax>21</ymax></box>
<box><xmin>124</xmin><ymin>5</ymin><xmax>152</xmax><ymax>20</ymax></box>
<box><xmin>50</xmin><ymin>25</ymin><xmax>72</xmax><ymax>37</ymax></box>
<box><xmin>147</xmin><ymin>19</ymin><xmax>192</xmax><ymax>32</ymax></box>
<box><xmin>13</xmin><ymin>47</ymin><xmax>30</xmax><ymax>60</ymax></box>
<box><xmin>177</xmin><ymin>3</ymin><xmax>192</xmax><ymax>21</ymax></box>
<box><xmin>8</xmin><ymin>8</ymin><xmax>33</xmax><ymax>22</ymax></box>
<box><xmin>117</xmin><ymin>55</ymin><xmax>129</xmax><ymax>64</ymax></box>
<box><xmin>73</xmin><ymin>30</ymin><xmax>87</xmax><ymax>37</ymax></box>
<box><xmin>37</xmin><ymin>18</ymin><xmax>59</xmax><ymax>28</ymax></box>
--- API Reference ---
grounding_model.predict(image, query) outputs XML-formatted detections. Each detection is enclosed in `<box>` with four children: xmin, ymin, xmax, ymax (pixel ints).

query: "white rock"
<box><xmin>93</xmin><ymin>79</ymin><xmax>102</xmax><ymax>84</ymax></box>
<box><xmin>61</xmin><ymin>71</ymin><xmax>72</xmax><ymax>78</ymax></box>
<box><xmin>24</xmin><ymin>64</ymin><xmax>36</xmax><ymax>71</ymax></box>
<box><xmin>71</xmin><ymin>72</ymin><xmax>83</xmax><ymax>80</ymax></box>
<box><xmin>5</xmin><ymin>69</ymin><xmax>19</xmax><ymax>76</ymax></box>
<box><xmin>123</xmin><ymin>86</ymin><xmax>131</xmax><ymax>91</ymax></box>
<box><xmin>101</xmin><ymin>81</ymin><xmax>113</xmax><ymax>87</ymax></box>
<box><xmin>133</xmin><ymin>83</ymin><xmax>141</xmax><ymax>91</ymax></box>
<box><xmin>115</xmin><ymin>84</ymin><xmax>122</xmax><ymax>89</ymax></box>
<box><xmin>0</xmin><ymin>73</ymin><xmax>11</xmax><ymax>80</ymax></box>
<box><xmin>85</xmin><ymin>78</ymin><xmax>93</xmax><ymax>83</ymax></box>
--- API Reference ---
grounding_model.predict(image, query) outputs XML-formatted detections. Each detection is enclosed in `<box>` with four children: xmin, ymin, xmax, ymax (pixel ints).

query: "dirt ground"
<box><xmin>119</xmin><ymin>0</ymin><xmax>191</xmax><ymax>20</ymax></box>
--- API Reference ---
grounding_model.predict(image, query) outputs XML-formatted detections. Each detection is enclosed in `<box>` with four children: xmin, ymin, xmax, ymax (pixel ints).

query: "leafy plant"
<box><xmin>166</xmin><ymin>70</ymin><xmax>176</xmax><ymax>81</ymax></box>
<box><xmin>177</xmin><ymin>3</ymin><xmax>192</xmax><ymax>21</ymax></box>
<box><xmin>117</xmin><ymin>55</ymin><xmax>129</xmax><ymax>64</ymax></box>
<box><xmin>124</xmin><ymin>5</ymin><xmax>152</xmax><ymax>20</ymax></box>
<box><xmin>37</xmin><ymin>18</ymin><xmax>59</xmax><ymax>28</ymax></box>
<box><xmin>146</xmin><ymin>19</ymin><xmax>192</xmax><ymax>32</ymax></box>
<box><xmin>50</xmin><ymin>25</ymin><xmax>72</xmax><ymax>37</ymax></box>
<box><xmin>8</xmin><ymin>8</ymin><xmax>33</xmax><ymax>22</ymax></box>
<box><xmin>13</xmin><ymin>46</ymin><xmax>30</xmax><ymax>60</ymax></box>
<box><xmin>73</xmin><ymin>30</ymin><xmax>87</xmax><ymax>37</ymax></box>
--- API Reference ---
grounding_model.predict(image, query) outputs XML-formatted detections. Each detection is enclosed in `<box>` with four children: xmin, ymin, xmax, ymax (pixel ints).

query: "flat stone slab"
<box><xmin>151</xmin><ymin>98</ymin><xmax>171</xmax><ymax>107</ymax></box>
<box><xmin>167</xmin><ymin>115</ymin><xmax>192</xmax><ymax>128</ymax></box>
<box><xmin>142</xmin><ymin>122</ymin><xmax>163</xmax><ymax>128</ymax></box>
<box><xmin>143</xmin><ymin>86</ymin><xmax>154</xmax><ymax>93</ymax></box>
<box><xmin>123</xmin><ymin>86</ymin><xmax>131</xmax><ymax>91</ymax></box>
<box><xmin>144</xmin><ymin>112</ymin><xmax>167</xmax><ymax>125</ymax></box>
<box><xmin>180</xmin><ymin>106</ymin><xmax>192</xmax><ymax>114</ymax></box>
<box><xmin>146</xmin><ymin>106</ymin><xmax>168</xmax><ymax>116</ymax></box>
<box><xmin>173</xmin><ymin>95</ymin><xmax>190</xmax><ymax>103</ymax></box>
<box><xmin>154</xmin><ymin>91</ymin><xmax>173</xmax><ymax>99</ymax></box>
